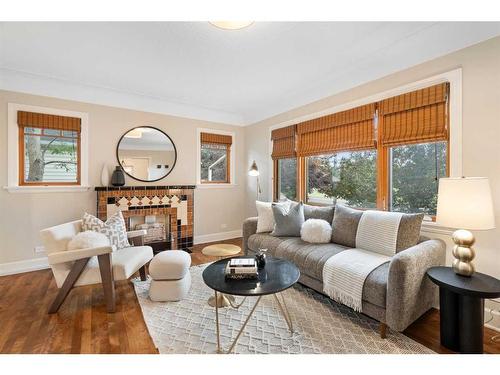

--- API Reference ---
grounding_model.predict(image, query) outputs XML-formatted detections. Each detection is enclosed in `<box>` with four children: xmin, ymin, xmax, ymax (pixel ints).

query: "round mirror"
<box><xmin>117</xmin><ymin>126</ymin><xmax>177</xmax><ymax>182</ymax></box>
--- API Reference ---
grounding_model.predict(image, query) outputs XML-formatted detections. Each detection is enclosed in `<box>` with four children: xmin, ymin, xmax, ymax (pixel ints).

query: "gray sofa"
<box><xmin>243</xmin><ymin>216</ymin><xmax>446</xmax><ymax>335</ymax></box>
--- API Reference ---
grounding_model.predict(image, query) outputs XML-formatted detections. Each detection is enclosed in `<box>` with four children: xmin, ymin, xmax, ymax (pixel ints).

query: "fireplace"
<box><xmin>95</xmin><ymin>185</ymin><xmax>195</xmax><ymax>253</ymax></box>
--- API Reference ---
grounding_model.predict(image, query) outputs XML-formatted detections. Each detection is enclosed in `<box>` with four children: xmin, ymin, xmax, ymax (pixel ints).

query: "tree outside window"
<box><xmin>307</xmin><ymin>150</ymin><xmax>377</xmax><ymax>208</ymax></box>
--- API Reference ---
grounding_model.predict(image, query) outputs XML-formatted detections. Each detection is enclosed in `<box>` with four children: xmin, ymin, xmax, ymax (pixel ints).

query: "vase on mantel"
<box><xmin>111</xmin><ymin>166</ymin><xmax>125</xmax><ymax>186</ymax></box>
<box><xmin>100</xmin><ymin>165</ymin><xmax>109</xmax><ymax>186</ymax></box>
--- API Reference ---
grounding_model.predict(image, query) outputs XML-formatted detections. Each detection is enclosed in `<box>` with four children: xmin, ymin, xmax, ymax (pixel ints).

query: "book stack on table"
<box><xmin>225</xmin><ymin>258</ymin><xmax>258</xmax><ymax>279</ymax></box>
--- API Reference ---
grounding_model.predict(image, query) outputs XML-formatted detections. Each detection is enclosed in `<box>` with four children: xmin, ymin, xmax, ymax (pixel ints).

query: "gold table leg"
<box><xmin>213</xmin><ymin>290</ymin><xmax>294</xmax><ymax>354</ymax></box>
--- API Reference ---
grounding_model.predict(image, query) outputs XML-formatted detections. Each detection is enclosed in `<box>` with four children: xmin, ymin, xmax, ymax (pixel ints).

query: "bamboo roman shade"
<box><xmin>200</xmin><ymin>132</ymin><xmax>232</xmax><ymax>146</ymax></box>
<box><xmin>17</xmin><ymin>111</ymin><xmax>82</xmax><ymax>132</ymax></box>
<box><xmin>271</xmin><ymin>125</ymin><xmax>296</xmax><ymax>159</ymax></box>
<box><xmin>379</xmin><ymin>82</ymin><xmax>449</xmax><ymax>147</ymax></box>
<box><xmin>296</xmin><ymin>103</ymin><xmax>376</xmax><ymax>156</ymax></box>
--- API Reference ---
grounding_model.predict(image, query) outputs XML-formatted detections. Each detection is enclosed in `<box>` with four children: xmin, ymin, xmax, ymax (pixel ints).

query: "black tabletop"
<box><xmin>427</xmin><ymin>266</ymin><xmax>500</xmax><ymax>298</ymax></box>
<box><xmin>202</xmin><ymin>256</ymin><xmax>300</xmax><ymax>297</ymax></box>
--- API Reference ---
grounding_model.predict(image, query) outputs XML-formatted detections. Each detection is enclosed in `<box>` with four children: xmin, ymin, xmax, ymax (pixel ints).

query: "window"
<box><xmin>18</xmin><ymin>111</ymin><xmax>81</xmax><ymax>186</ymax></box>
<box><xmin>271</xmin><ymin>82</ymin><xmax>451</xmax><ymax>217</ymax></box>
<box><xmin>199</xmin><ymin>131</ymin><xmax>232</xmax><ymax>184</ymax></box>
<box><xmin>277</xmin><ymin>158</ymin><xmax>297</xmax><ymax>200</ymax></box>
<box><xmin>306</xmin><ymin>150</ymin><xmax>377</xmax><ymax>208</ymax></box>
<box><xmin>389</xmin><ymin>141</ymin><xmax>447</xmax><ymax>216</ymax></box>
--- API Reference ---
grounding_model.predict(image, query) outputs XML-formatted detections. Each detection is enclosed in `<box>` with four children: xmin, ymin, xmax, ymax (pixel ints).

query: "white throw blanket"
<box><xmin>323</xmin><ymin>210</ymin><xmax>403</xmax><ymax>311</ymax></box>
<box><xmin>323</xmin><ymin>249</ymin><xmax>390</xmax><ymax>312</ymax></box>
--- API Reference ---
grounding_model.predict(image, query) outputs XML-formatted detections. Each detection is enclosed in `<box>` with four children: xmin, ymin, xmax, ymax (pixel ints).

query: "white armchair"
<box><xmin>40</xmin><ymin>220</ymin><xmax>154</xmax><ymax>313</ymax></box>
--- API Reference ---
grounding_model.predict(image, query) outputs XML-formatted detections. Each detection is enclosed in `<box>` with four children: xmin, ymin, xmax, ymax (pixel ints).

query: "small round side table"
<box><xmin>201</xmin><ymin>244</ymin><xmax>241</xmax><ymax>308</ymax></box>
<box><xmin>427</xmin><ymin>266</ymin><xmax>500</xmax><ymax>353</ymax></box>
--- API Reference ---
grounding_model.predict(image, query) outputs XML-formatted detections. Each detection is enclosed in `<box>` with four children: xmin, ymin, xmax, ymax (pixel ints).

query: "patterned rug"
<box><xmin>132</xmin><ymin>264</ymin><xmax>433</xmax><ymax>354</ymax></box>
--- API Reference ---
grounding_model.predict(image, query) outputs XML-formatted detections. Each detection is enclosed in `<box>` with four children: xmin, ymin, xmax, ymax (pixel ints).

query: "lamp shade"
<box><xmin>436</xmin><ymin>177</ymin><xmax>495</xmax><ymax>230</ymax></box>
<box><xmin>248</xmin><ymin>160</ymin><xmax>259</xmax><ymax>177</ymax></box>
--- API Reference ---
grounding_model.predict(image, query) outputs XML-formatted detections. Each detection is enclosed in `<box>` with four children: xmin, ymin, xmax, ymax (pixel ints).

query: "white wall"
<box><xmin>244</xmin><ymin>36</ymin><xmax>500</xmax><ymax>329</ymax></box>
<box><xmin>0</xmin><ymin>90</ymin><xmax>246</xmax><ymax>270</ymax></box>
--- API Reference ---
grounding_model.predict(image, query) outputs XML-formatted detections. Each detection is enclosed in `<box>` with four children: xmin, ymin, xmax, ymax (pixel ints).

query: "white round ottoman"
<box><xmin>148</xmin><ymin>250</ymin><xmax>191</xmax><ymax>302</ymax></box>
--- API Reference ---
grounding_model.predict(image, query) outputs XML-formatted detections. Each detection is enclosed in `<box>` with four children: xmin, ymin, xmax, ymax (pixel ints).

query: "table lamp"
<box><xmin>436</xmin><ymin>177</ymin><xmax>495</xmax><ymax>276</ymax></box>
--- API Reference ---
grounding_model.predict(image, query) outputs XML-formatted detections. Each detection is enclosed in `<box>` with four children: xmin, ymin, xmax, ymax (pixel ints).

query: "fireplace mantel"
<box><xmin>95</xmin><ymin>185</ymin><xmax>195</xmax><ymax>252</ymax></box>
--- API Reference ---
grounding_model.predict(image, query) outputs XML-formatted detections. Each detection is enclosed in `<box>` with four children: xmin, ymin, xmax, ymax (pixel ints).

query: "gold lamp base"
<box><xmin>451</xmin><ymin>229</ymin><xmax>476</xmax><ymax>277</ymax></box>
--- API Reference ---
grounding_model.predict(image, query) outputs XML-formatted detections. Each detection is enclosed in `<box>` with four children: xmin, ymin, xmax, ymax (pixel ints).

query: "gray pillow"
<box><xmin>331</xmin><ymin>205</ymin><xmax>363</xmax><ymax>247</ymax></box>
<box><xmin>271</xmin><ymin>201</ymin><xmax>304</xmax><ymax>237</ymax></box>
<box><xmin>330</xmin><ymin>205</ymin><xmax>424</xmax><ymax>251</ymax></box>
<box><xmin>396</xmin><ymin>213</ymin><xmax>424</xmax><ymax>251</ymax></box>
<box><xmin>304</xmin><ymin>203</ymin><xmax>335</xmax><ymax>223</ymax></box>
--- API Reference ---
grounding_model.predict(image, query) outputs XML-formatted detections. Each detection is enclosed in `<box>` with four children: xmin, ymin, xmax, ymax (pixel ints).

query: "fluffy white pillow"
<box><xmin>255</xmin><ymin>200</ymin><xmax>290</xmax><ymax>233</ymax></box>
<box><xmin>300</xmin><ymin>219</ymin><xmax>332</xmax><ymax>244</ymax></box>
<box><xmin>67</xmin><ymin>231</ymin><xmax>111</xmax><ymax>251</ymax></box>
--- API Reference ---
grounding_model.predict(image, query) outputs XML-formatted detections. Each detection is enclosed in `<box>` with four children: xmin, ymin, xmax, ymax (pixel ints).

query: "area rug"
<box><xmin>132</xmin><ymin>264</ymin><xmax>434</xmax><ymax>354</ymax></box>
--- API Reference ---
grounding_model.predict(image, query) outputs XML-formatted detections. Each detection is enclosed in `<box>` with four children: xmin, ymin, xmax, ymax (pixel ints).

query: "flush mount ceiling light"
<box><xmin>209</xmin><ymin>21</ymin><xmax>254</xmax><ymax>30</ymax></box>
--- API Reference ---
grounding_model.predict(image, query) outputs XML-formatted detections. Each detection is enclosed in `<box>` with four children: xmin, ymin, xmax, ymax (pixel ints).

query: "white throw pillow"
<box><xmin>81</xmin><ymin>211</ymin><xmax>130</xmax><ymax>250</ymax></box>
<box><xmin>300</xmin><ymin>219</ymin><xmax>332</xmax><ymax>244</ymax></box>
<box><xmin>256</xmin><ymin>201</ymin><xmax>274</xmax><ymax>233</ymax></box>
<box><xmin>67</xmin><ymin>231</ymin><xmax>111</xmax><ymax>251</ymax></box>
<box><xmin>255</xmin><ymin>200</ymin><xmax>290</xmax><ymax>233</ymax></box>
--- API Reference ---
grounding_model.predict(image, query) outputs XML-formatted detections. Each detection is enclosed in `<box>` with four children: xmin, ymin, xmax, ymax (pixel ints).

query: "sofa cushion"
<box><xmin>273</xmin><ymin>238</ymin><xmax>347</xmax><ymax>280</ymax></box>
<box><xmin>271</xmin><ymin>201</ymin><xmax>304</xmax><ymax>237</ymax></box>
<box><xmin>250</xmin><ymin>233</ymin><xmax>389</xmax><ymax>308</ymax></box>
<box><xmin>331</xmin><ymin>205</ymin><xmax>363</xmax><ymax>247</ymax></box>
<box><xmin>362</xmin><ymin>262</ymin><xmax>389</xmax><ymax>308</ymax></box>
<box><xmin>247</xmin><ymin>233</ymin><xmax>289</xmax><ymax>256</ymax></box>
<box><xmin>304</xmin><ymin>203</ymin><xmax>335</xmax><ymax>223</ymax></box>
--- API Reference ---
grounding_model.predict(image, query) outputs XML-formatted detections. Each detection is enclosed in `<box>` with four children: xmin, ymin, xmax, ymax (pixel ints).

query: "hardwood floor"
<box><xmin>1</xmin><ymin>237</ymin><xmax>499</xmax><ymax>354</ymax></box>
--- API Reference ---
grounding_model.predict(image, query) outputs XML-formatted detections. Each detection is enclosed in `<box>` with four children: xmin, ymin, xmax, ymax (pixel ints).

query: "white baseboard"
<box><xmin>194</xmin><ymin>229</ymin><xmax>242</xmax><ymax>245</ymax></box>
<box><xmin>0</xmin><ymin>257</ymin><xmax>49</xmax><ymax>276</ymax></box>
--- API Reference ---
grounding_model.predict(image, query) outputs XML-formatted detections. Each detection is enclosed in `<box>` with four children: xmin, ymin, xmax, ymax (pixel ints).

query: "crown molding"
<box><xmin>0</xmin><ymin>67</ymin><xmax>245</xmax><ymax>126</ymax></box>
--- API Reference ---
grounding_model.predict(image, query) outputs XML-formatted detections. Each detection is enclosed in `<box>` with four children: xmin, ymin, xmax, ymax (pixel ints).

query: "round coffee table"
<box><xmin>202</xmin><ymin>256</ymin><xmax>300</xmax><ymax>354</ymax></box>
<box><xmin>201</xmin><ymin>244</ymin><xmax>241</xmax><ymax>308</ymax></box>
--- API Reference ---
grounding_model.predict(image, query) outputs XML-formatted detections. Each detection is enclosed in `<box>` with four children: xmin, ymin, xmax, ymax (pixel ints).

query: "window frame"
<box><xmin>196</xmin><ymin>128</ymin><xmax>235</xmax><ymax>187</ymax></box>
<box><xmin>270</xmin><ymin>69</ymin><xmax>461</xmax><ymax>225</ymax></box>
<box><xmin>18</xmin><ymin>126</ymin><xmax>82</xmax><ymax>186</ymax></box>
<box><xmin>6</xmin><ymin>103</ymin><xmax>90</xmax><ymax>193</ymax></box>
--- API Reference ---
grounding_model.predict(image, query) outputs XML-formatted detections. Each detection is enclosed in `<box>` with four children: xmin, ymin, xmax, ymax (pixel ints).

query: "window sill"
<box><xmin>421</xmin><ymin>221</ymin><xmax>454</xmax><ymax>235</ymax></box>
<box><xmin>3</xmin><ymin>185</ymin><xmax>93</xmax><ymax>194</ymax></box>
<box><xmin>196</xmin><ymin>183</ymin><xmax>238</xmax><ymax>189</ymax></box>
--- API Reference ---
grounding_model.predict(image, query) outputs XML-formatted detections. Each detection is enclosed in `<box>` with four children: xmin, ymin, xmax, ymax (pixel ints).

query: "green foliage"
<box><xmin>278</xmin><ymin>158</ymin><xmax>297</xmax><ymax>200</ymax></box>
<box><xmin>308</xmin><ymin>151</ymin><xmax>376</xmax><ymax>208</ymax></box>
<box><xmin>306</xmin><ymin>142</ymin><xmax>446</xmax><ymax>214</ymax></box>
<box><xmin>391</xmin><ymin>142</ymin><xmax>447</xmax><ymax>215</ymax></box>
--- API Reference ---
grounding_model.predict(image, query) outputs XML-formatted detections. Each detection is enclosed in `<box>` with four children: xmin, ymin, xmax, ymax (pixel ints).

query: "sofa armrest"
<box><xmin>48</xmin><ymin>246</ymin><xmax>113</xmax><ymax>265</ymax></box>
<box><xmin>242</xmin><ymin>217</ymin><xmax>258</xmax><ymax>255</ymax></box>
<box><xmin>386</xmin><ymin>239</ymin><xmax>446</xmax><ymax>331</ymax></box>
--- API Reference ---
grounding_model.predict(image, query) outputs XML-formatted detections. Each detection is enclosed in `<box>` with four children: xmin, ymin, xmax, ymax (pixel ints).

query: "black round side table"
<box><xmin>427</xmin><ymin>266</ymin><xmax>500</xmax><ymax>353</ymax></box>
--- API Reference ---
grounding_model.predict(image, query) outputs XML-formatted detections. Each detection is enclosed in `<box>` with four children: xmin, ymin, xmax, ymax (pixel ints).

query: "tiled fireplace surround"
<box><xmin>95</xmin><ymin>186</ymin><xmax>195</xmax><ymax>252</ymax></box>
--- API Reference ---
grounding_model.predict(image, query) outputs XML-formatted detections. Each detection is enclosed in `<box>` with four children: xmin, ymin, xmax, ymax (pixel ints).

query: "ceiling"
<box><xmin>1</xmin><ymin>22</ymin><xmax>500</xmax><ymax>125</ymax></box>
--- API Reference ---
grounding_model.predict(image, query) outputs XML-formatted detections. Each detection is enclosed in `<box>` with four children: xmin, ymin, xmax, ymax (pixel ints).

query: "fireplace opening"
<box><xmin>128</xmin><ymin>214</ymin><xmax>172</xmax><ymax>253</ymax></box>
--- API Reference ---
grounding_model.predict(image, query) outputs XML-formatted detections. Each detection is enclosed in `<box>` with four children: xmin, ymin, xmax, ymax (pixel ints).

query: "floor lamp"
<box><xmin>248</xmin><ymin>160</ymin><xmax>262</xmax><ymax>200</ymax></box>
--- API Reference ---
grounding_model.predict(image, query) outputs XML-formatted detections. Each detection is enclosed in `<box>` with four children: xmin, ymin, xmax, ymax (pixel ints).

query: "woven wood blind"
<box><xmin>200</xmin><ymin>132</ymin><xmax>232</xmax><ymax>146</ymax></box>
<box><xmin>379</xmin><ymin>83</ymin><xmax>449</xmax><ymax>147</ymax></box>
<box><xmin>296</xmin><ymin>103</ymin><xmax>376</xmax><ymax>156</ymax></box>
<box><xmin>271</xmin><ymin>125</ymin><xmax>296</xmax><ymax>159</ymax></box>
<box><xmin>17</xmin><ymin>111</ymin><xmax>81</xmax><ymax>132</ymax></box>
